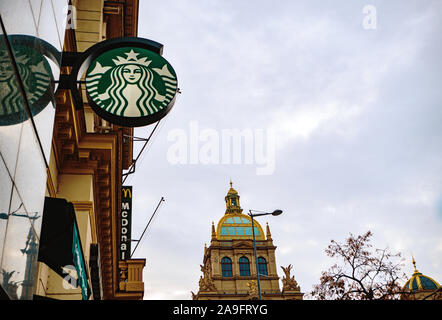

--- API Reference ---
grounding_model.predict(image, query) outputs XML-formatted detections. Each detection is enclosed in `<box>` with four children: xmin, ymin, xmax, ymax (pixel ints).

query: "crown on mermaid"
<box><xmin>112</xmin><ymin>49</ymin><xmax>151</xmax><ymax>67</ymax></box>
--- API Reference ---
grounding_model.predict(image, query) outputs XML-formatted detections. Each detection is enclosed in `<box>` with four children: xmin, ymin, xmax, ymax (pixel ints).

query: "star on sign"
<box><xmin>125</xmin><ymin>49</ymin><xmax>139</xmax><ymax>61</ymax></box>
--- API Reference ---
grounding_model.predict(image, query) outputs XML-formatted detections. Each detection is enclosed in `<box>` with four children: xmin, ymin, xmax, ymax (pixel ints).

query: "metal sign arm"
<box><xmin>130</xmin><ymin>197</ymin><xmax>165</xmax><ymax>258</ymax></box>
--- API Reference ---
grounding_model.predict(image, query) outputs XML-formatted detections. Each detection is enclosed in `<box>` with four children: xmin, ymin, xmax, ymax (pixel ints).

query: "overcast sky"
<box><xmin>126</xmin><ymin>0</ymin><xmax>442</xmax><ymax>299</ymax></box>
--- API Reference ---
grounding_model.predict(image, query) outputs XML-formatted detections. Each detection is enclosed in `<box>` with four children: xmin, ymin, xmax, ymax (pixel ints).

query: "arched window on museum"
<box><xmin>221</xmin><ymin>257</ymin><xmax>233</xmax><ymax>277</ymax></box>
<box><xmin>257</xmin><ymin>257</ymin><xmax>268</xmax><ymax>276</ymax></box>
<box><xmin>239</xmin><ymin>256</ymin><xmax>251</xmax><ymax>276</ymax></box>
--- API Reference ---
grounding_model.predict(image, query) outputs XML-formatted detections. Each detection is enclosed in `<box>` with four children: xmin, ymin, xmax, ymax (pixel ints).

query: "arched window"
<box><xmin>257</xmin><ymin>257</ymin><xmax>268</xmax><ymax>276</ymax></box>
<box><xmin>239</xmin><ymin>256</ymin><xmax>251</xmax><ymax>276</ymax></box>
<box><xmin>221</xmin><ymin>257</ymin><xmax>233</xmax><ymax>277</ymax></box>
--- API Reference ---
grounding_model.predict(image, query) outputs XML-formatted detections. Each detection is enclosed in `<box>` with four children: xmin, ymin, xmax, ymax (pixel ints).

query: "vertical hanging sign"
<box><xmin>120</xmin><ymin>186</ymin><xmax>132</xmax><ymax>260</ymax></box>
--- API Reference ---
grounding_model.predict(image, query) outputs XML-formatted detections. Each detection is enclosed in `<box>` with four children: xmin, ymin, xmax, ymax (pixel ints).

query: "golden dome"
<box><xmin>402</xmin><ymin>257</ymin><xmax>440</xmax><ymax>292</ymax></box>
<box><xmin>216</xmin><ymin>213</ymin><xmax>265</xmax><ymax>241</ymax></box>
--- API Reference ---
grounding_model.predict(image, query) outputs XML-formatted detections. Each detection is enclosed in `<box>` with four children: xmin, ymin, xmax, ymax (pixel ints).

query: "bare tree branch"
<box><xmin>311</xmin><ymin>231</ymin><xmax>407</xmax><ymax>300</ymax></box>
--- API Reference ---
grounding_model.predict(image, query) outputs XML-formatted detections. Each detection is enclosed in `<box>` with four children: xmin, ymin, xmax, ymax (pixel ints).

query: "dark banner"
<box><xmin>120</xmin><ymin>186</ymin><xmax>132</xmax><ymax>260</ymax></box>
<box><xmin>38</xmin><ymin>197</ymin><xmax>90</xmax><ymax>300</ymax></box>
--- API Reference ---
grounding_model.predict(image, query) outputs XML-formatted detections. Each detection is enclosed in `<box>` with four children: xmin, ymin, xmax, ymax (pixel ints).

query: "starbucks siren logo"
<box><xmin>85</xmin><ymin>47</ymin><xmax>177</xmax><ymax>124</ymax></box>
<box><xmin>0</xmin><ymin>44</ymin><xmax>53</xmax><ymax>126</ymax></box>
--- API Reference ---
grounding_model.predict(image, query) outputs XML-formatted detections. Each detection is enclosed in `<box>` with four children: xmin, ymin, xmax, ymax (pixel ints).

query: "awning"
<box><xmin>38</xmin><ymin>197</ymin><xmax>91</xmax><ymax>300</ymax></box>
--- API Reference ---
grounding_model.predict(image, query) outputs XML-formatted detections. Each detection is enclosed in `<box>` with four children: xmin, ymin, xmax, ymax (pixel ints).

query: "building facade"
<box><xmin>193</xmin><ymin>182</ymin><xmax>303</xmax><ymax>300</ymax></box>
<box><xmin>0</xmin><ymin>0</ymin><xmax>147</xmax><ymax>300</ymax></box>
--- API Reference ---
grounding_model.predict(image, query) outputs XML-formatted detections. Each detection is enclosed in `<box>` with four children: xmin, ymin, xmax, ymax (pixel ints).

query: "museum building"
<box><xmin>193</xmin><ymin>182</ymin><xmax>304</xmax><ymax>300</ymax></box>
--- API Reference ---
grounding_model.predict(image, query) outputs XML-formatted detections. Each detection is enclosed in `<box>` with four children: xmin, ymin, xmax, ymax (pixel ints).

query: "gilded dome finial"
<box><xmin>225</xmin><ymin>180</ymin><xmax>241</xmax><ymax>214</ymax></box>
<box><xmin>412</xmin><ymin>255</ymin><xmax>419</xmax><ymax>273</ymax></box>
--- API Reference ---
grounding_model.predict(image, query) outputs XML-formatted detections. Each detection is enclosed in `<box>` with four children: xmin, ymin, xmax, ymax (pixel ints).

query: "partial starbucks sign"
<box><xmin>0</xmin><ymin>35</ymin><xmax>59</xmax><ymax>126</ymax></box>
<box><xmin>66</xmin><ymin>37</ymin><xmax>178</xmax><ymax>127</ymax></box>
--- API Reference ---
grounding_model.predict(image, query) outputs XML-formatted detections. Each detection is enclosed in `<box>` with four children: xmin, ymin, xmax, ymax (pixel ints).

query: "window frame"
<box><xmin>221</xmin><ymin>256</ymin><xmax>233</xmax><ymax>277</ymax></box>
<box><xmin>239</xmin><ymin>256</ymin><xmax>251</xmax><ymax>276</ymax></box>
<box><xmin>257</xmin><ymin>257</ymin><xmax>268</xmax><ymax>276</ymax></box>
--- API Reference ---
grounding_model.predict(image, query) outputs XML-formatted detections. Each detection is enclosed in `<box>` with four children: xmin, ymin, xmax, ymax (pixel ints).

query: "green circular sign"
<box><xmin>0</xmin><ymin>41</ymin><xmax>54</xmax><ymax>126</ymax></box>
<box><xmin>85</xmin><ymin>47</ymin><xmax>178</xmax><ymax>127</ymax></box>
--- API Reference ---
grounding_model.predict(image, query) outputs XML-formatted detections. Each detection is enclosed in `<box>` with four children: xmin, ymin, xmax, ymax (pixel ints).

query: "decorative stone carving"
<box><xmin>280</xmin><ymin>264</ymin><xmax>300</xmax><ymax>292</ymax></box>
<box><xmin>119</xmin><ymin>261</ymin><xmax>128</xmax><ymax>291</ymax></box>
<box><xmin>247</xmin><ymin>280</ymin><xmax>259</xmax><ymax>299</ymax></box>
<box><xmin>191</xmin><ymin>291</ymin><xmax>198</xmax><ymax>300</ymax></box>
<box><xmin>199</xmin><ymin>259</ymin><xmax>217</xmax><ymax>292</ymax></box>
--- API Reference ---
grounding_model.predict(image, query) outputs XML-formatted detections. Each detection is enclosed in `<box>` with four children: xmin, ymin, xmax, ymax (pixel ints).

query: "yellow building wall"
<box><xmin>35</xmin><ymin>263</ymin><xmax>83</xmax><ymax>300</ymax></box>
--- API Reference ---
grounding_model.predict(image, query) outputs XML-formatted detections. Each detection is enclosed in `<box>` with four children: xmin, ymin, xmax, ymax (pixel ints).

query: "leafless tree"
<box><xmin>311</xmin><ymin>231</ymin><xmax>407</xmax><ymax>300</ymax></box>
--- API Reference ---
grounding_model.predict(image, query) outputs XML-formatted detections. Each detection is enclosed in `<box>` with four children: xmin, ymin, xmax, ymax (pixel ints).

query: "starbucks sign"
<box><xmin>0</xmin><ymin>35</ymin><xmax>59</xmax><ymax>126</ymax></box>
<box><xmin>79</xmin><ymin>38</ymin><xmax>178</xmax><ymax>127</ymax></box>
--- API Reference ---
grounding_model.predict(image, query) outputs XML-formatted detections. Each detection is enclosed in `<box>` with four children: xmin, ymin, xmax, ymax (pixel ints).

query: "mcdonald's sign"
<box><xmin>120</xmin><ymin>186</ymin><xmax>132</xmax><ymax>260</ymax></box>
<box><xmin>122</xmin><ymin>187</ymin><xmax>132</xmax><ymax>198</ymax></box>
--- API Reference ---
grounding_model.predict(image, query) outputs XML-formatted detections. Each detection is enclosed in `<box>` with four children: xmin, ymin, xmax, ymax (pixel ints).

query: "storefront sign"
<box><xmin>120</xmin><ymin>186</ymin><xmax>132</xmax><ymax>260</ymax></box>
<box><xmin>65</xmin><ymin>37</ymin><xmax>178</xmax><ymax>127</ymax></box>
<box><xmin>85</xmin><ymin>47</ymin><xmax>177</xmax><ymax>127</ymax></box>
<box><xmin>0</xmin><ymin>35</ymin><xmax>60</xmax><ymax>126</ymax></box>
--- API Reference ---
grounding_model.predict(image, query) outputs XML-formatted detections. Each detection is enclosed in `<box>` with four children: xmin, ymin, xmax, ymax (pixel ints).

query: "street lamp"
<box><xmin>248</xmin><ymin>209</ymin><xmax>283</xmax><ymax>300</ymax></box>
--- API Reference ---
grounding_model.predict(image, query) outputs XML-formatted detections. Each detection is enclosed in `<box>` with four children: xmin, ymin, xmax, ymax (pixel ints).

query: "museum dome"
<box><xmin>216</xmin><ymin>213</ymin><xmax>265</xmax><ymax>241</ymax></box>
<box><xmin>216</xmin><ymin>181</ymin><xmax>265</xmax><ymax>240</ymax></box>
<box><xmin>403</xmin><ymin>258</ymin><xmax>440</xmax><ymax>292</ymax></box>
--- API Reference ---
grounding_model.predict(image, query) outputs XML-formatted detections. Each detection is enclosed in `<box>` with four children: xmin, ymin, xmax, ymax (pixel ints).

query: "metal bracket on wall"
<box><xmin>54</xmin><ymin>51</ymin><xmax>85</xmax><ymax>109</ymax></box>
<box><xmin>121</xmin><ymin>120</ymin><xmax>162</xmax><ymax>184</ymax></box>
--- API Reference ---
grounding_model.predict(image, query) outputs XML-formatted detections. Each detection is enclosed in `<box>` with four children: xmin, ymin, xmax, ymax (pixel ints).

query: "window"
<box><xmin>257</xmin><ymin>257</ymin><xmax>268</xmax><ymax>276</ymax></box>
<box><xmin>221</xmin><ymin>257</ymin><xmax>233</xmax><ymax>277</ymax></box>
<box><xmin>239</xmin><ymin>256</ymin><xmax>251</xmax><ymax>276</ymax></box>
<box><xmin>225</xmin><ymin>218</ymin><xmax>234</xmax><ymax>224</ymax></box>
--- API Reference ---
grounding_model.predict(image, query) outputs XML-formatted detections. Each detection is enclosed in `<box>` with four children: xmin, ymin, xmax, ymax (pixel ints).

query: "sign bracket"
<box><xmin>130</xmin><ymin>197</ymin><xmax>165</xmax><ymax>258</ymax></box>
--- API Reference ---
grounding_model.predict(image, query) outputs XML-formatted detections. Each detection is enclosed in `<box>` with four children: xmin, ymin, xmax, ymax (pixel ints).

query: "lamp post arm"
<box><xmin>249</xmin><ymin>212</ymin><xmax>272</xmax><ymax>218</ymax></box>
<box><xmin>250</xmin><ymin>214</ymin><xmax>262</xmax><ymax>300</ymax></box>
